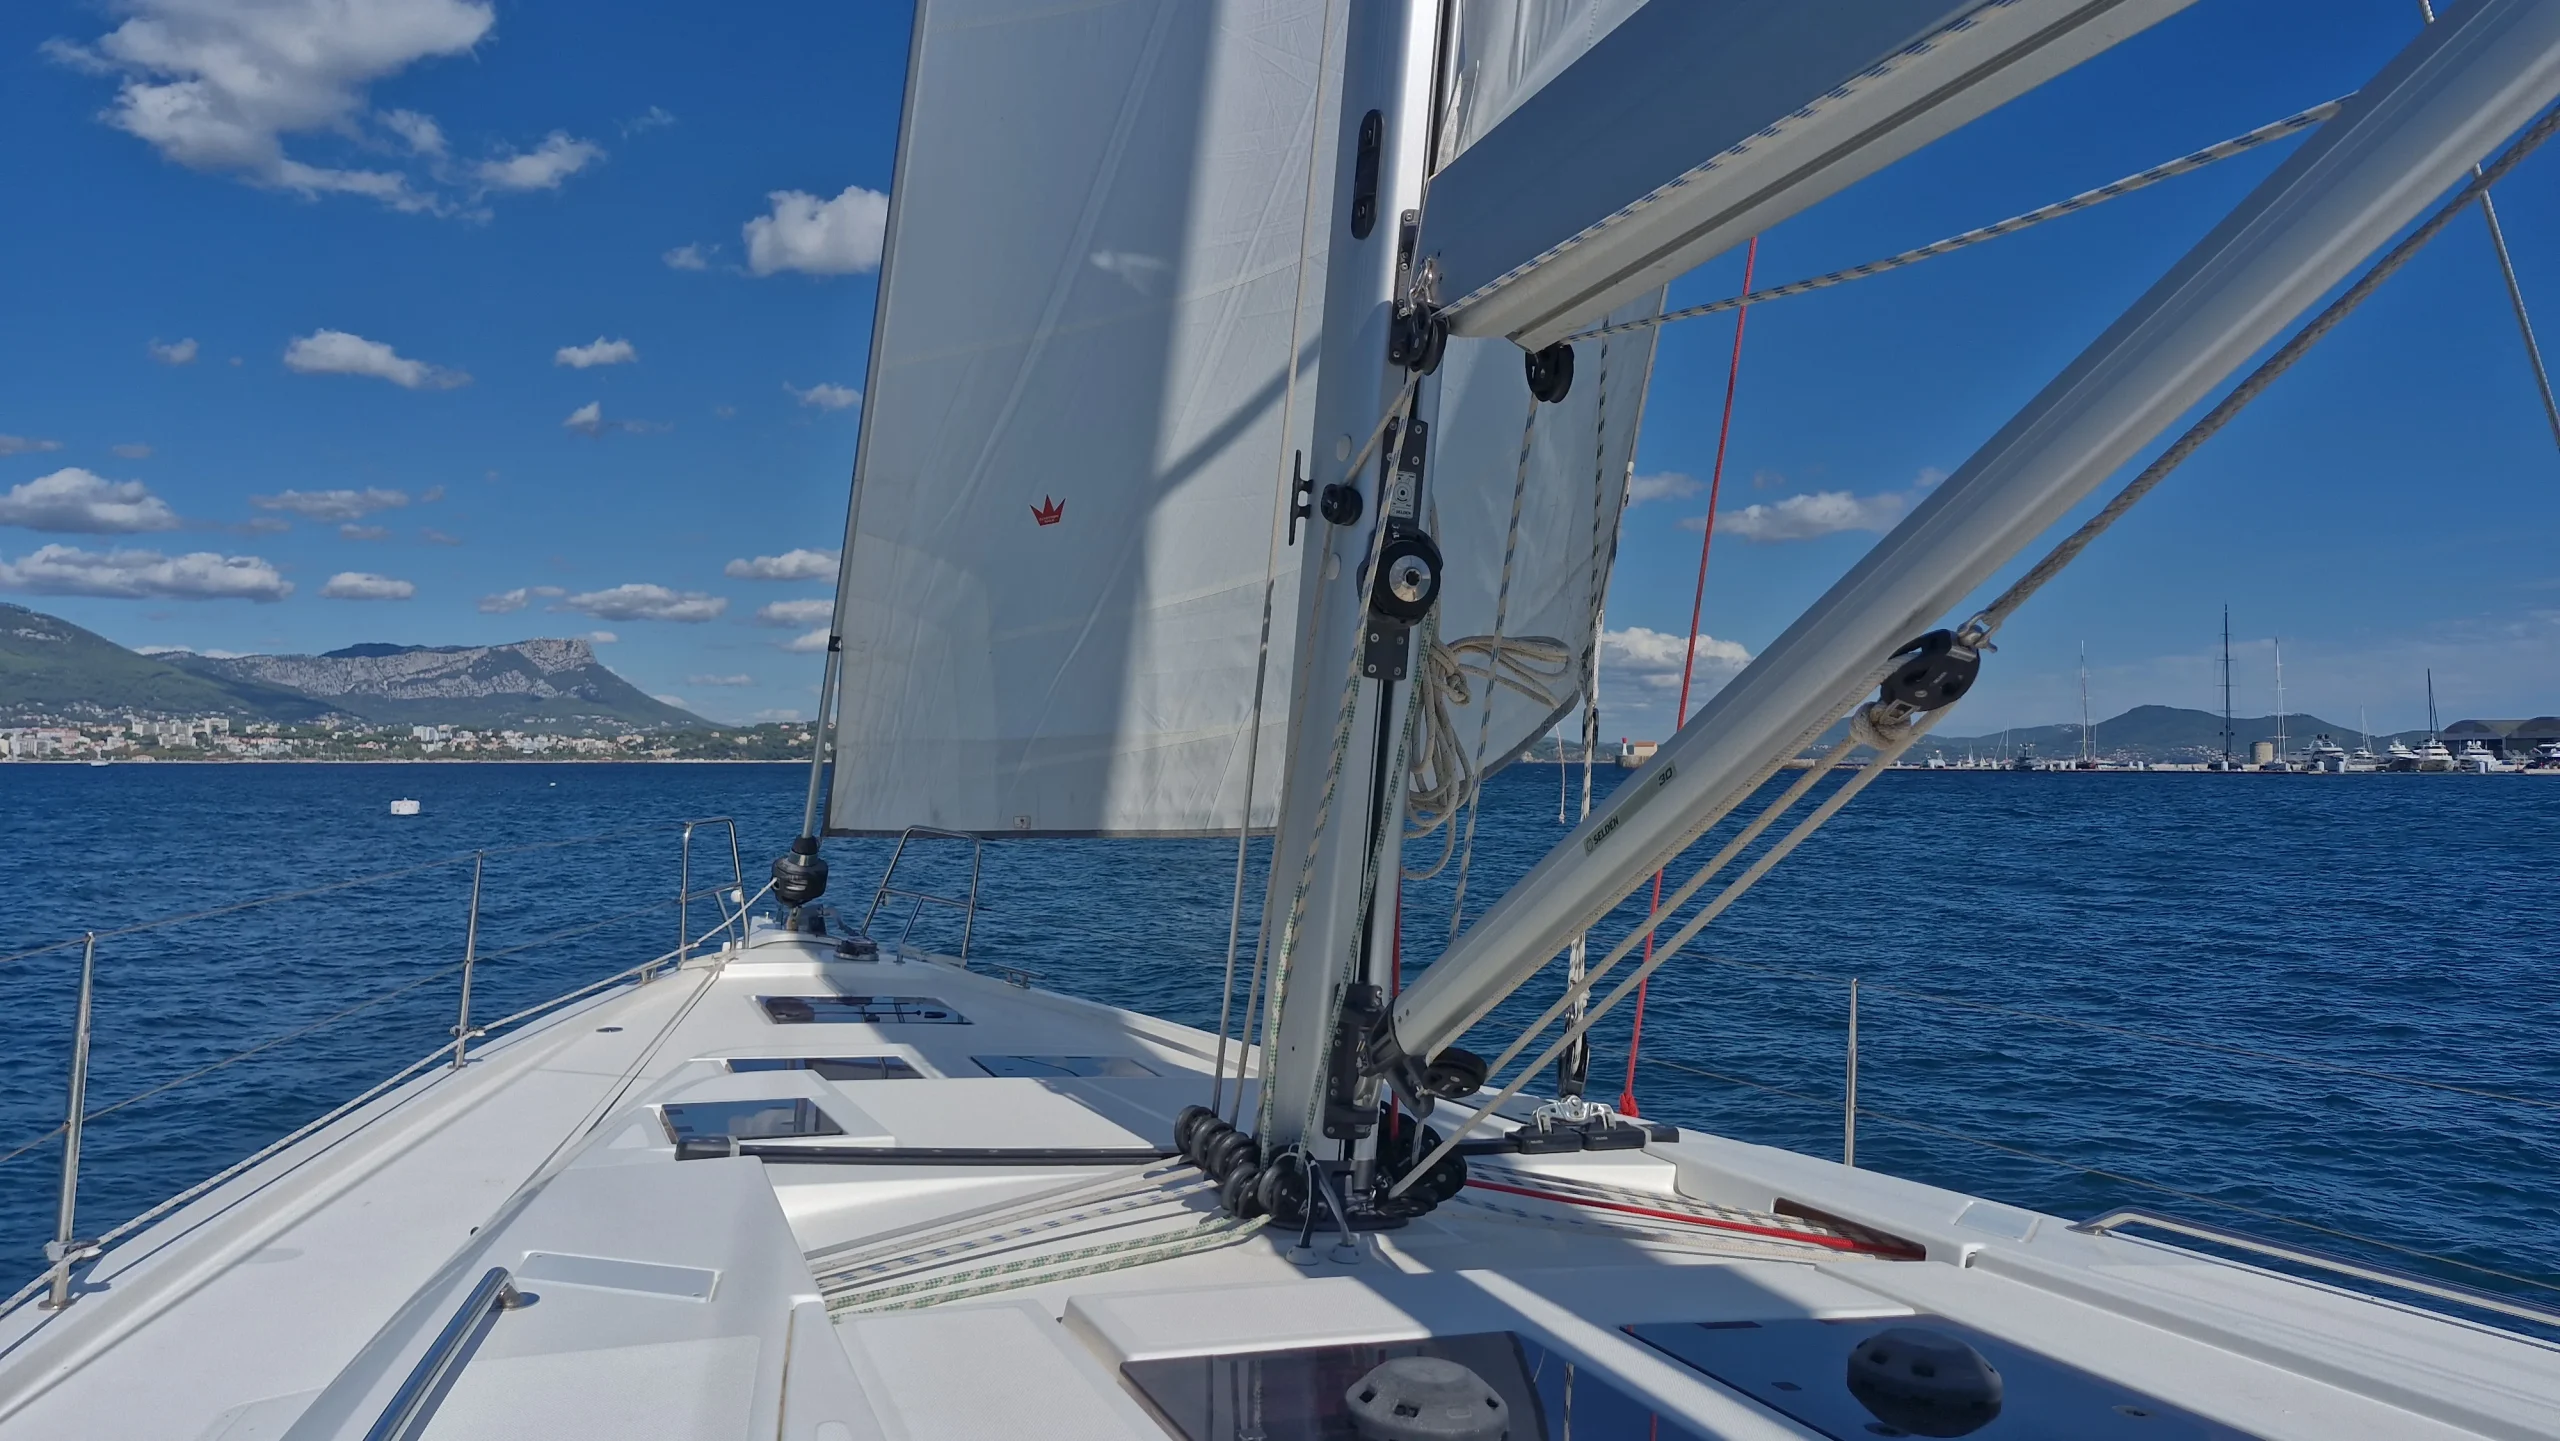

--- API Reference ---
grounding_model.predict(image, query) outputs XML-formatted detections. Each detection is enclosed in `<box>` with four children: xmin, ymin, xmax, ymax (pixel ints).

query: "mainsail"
<box><xmin>1408</xmin><ymin>291</ymin><xmax>1662</xmax><ymax>855</ymax></box>
<box><xmin>825</xmin><ymin>0</ymin><xmax>1337</xmax><ymax>836</ymax></box>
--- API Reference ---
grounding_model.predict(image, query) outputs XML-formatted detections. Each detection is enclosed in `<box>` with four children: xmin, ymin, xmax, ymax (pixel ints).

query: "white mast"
<box><xmin>2079</xmin><ymin>641</ymin><xmax>2093</xmax><ymax>765</ymax></box>
<box><xmin>1252</xmin><ymin>0</ymin><xmax>1443</xmax><ymax>1156</ymax></box>
<box><xmin>1376</xmin><ymin>2</ymin><xmax>2560</xmax><ymax>1071</ymax></box>
<box><xmin>2274</xmin><ymin>637</ymin><xmax>2286</xmax><ymax>767</ymax></box>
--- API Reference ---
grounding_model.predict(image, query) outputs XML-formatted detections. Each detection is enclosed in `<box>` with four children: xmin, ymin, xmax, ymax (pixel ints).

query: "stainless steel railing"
<box><xmin>360</xmin><ymin>1265</ymin><xmax>526</xmax><ymax>1441</ymax></box>
<box><xmin>0</xmin><ymin>819</ymin><xmax>760</xmax><ymax>1317</ymax></box>
<box><xmin>862</xmin><ymin>825</ymin><xmax>984</xmax><ymax>961</ymax></box>
<box><xmin>2075</xmin><ymin>1210</ymin><xmax>2560</xmax><ymax>1333</ymax></box>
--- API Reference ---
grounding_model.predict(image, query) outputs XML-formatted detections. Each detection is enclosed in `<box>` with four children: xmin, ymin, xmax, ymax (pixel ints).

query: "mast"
<box><xmin>1253</xmin><ymin>0</ymin><xmax>1445</xmax><ymax>1159</ymax></box>
<box><xmin>2079</xmin><ymin>642</ymin><xmax>2092</xmax><ymax>765</ymax></box>
<box><xmin>2220</xmin><ymin>605</ymin><xmax>2235</xmax><ymax>768</ymax></box>
<box><xmin>1373</xmin><ymin>4</ymin><xmax>2560</xmax><ymax>1073</ymax></box>
<box><xmin>2428</xmin><ymin>668</ymin><xmax>2441</xmax><ymax>738</ymax></box>
<box><xmin>2274</xmin><ymin>637</ymin><xmax>2286</xmax><ymax>767</ymax></box>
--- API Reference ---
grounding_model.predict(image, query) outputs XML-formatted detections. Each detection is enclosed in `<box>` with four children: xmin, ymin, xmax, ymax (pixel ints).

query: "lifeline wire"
<box><xmin>1563</xmin><ymin>98</ymin><xmax>2346</xmax><ymax>343</ymax></box>
<box><xmin>1640</xmin><ymin>1053</ymin><xmax>2560</xmax><ymax>1301</ymax></box>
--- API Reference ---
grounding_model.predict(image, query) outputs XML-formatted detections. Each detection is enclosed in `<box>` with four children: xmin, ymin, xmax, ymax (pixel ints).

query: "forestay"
<box><xmin>826</xmin><ymin>0</ymin><xmax>1336</xmax><ymax>837</ymax></box>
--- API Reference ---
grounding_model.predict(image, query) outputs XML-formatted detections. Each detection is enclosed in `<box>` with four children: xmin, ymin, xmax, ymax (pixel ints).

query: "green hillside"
<box><xmin>1927</xmin><ymin>704</ymin><xmax>2413</xmax><ymax>760</ymax></box>
<box><xmin>0</xmin><ymin>605</ymin><xmax>328</xmax><ymax>723</ymax></box>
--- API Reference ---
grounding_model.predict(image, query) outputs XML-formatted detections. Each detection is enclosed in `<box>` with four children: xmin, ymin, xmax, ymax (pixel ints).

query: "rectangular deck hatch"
<box><xmin>660</xmin><ymin>1097</ymin><xmax>844</xmax><ymax>1144</ymax></box>
<box><xmin>757</xmin><ymin>995</ymin><xmax>967</xmax><ymax>1025</ymax></box>
<box><xmin>728</xmin><ymin>1056</ymin><xmax>923</xmax><ymax>1081</ymax></box>
<box><xmin>973</xmin><ymin>1055</ymin><xmax>1157</xmax><ymax>1079</ymax></box>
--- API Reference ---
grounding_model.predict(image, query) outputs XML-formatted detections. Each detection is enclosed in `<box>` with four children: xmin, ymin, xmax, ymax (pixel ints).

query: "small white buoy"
<box><xmin>389</xmin><ymin>799</ymin><xmax>422</xmax><ymax>816</ymax></box>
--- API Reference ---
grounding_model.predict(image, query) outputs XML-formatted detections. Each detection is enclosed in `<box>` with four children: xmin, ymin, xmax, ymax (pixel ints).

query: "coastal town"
<box><xmin>0</xmin><ymin>715</ymin><xmax>818</xmax><ymax>763</ymax></box>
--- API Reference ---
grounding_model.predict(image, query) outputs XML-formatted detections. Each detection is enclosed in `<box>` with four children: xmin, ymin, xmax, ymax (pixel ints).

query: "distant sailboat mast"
<box><xmin>2220</xmin><ymin>605</ymin><xmax>2236</xmax><ymax>767</ymax></box>
<box><xmin>2274</xmin><ymin>637</ymin><xmax>2287</xmax><ymax>766</ymax></box>
<box><xmin>2079</xmin><ymin>641</ymin><xmax>2094</xmax><ymax>765</ymax></box>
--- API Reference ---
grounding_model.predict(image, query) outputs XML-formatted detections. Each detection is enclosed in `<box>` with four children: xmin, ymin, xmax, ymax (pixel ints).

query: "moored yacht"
<box><xmin>7</xmin><ymin>4</ymin><xmax>2560</xmax><ymax>1440</ymax></box>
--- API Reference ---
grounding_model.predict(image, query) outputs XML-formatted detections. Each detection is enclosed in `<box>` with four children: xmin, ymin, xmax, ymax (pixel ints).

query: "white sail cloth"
<box><xmin>827</xmin><ymin>0</ymin><xmax>1336</xmax><ymax>836</ymax></box>
<box><xmin>1417</xmin><ymin>289</ymin><xmax>1664</xmax><ymax>802</ymax></box>
<box><xmin>1437</xmin><ymin>0</ymin><xmax>1650</xmax><ymax>166</ymax></box>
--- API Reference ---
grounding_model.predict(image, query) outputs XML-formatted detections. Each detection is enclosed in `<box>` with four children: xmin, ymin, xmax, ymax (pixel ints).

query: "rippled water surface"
<box><xmin>1</xmin><ymin>760</ymin><xmax>2553</xmax><ymax>1313</ymax></box>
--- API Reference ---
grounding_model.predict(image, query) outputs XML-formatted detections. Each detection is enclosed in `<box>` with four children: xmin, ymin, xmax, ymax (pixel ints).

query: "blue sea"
<box><xmin>1</xmin><ymin>760</ymin><xmax>2554</xmax><ymax>1320</ymax></box>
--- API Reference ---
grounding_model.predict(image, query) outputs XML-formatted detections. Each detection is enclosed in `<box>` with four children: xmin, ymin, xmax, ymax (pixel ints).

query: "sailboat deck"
<box><xmin>0</xmin><ymin>928</ymin><xmax>2552</xmax><ymax>1440</ymax></box>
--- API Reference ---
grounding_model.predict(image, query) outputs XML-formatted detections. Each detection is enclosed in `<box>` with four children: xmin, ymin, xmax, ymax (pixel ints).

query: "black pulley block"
<box><xmin>1319</xmin><ymin>482</ymin><xmax>1364</xmax><ymax>527</ymax></box>
<box><xmin>1389</xmin><ymin>307</ymin><xmax>1448</xmax><ymax>375</ymax></box>
<box><xmin>1420</xmin><ymin>1046</ymin><xmax>1488</xmax><ymax>1099</ymax></box>
<box><xmin>1368</xmin><ymin>529</ymin><xmax>1442</xmax><ymax>624</ymax></box>
<box><xmin>1879</xmin><ymin>629</ymin><xmax>1980</xmax><ymax>711</ymax></box>
<box><xmin>1524</xmin><ymin>341</ymin><xmax>1575</xmax><ymax>403</ymax></box>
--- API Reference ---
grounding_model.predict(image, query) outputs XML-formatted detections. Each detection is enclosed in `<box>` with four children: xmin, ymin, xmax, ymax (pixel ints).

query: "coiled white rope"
<box><xmin>1562</xmin><ymin>97</ymin><xmax>2345</xmax><ymax>342</ymax></box>
<box><xmin>1402</xmin><ymin>632</ymin><xmax>1576</xmax><ymax>880</ymax></box>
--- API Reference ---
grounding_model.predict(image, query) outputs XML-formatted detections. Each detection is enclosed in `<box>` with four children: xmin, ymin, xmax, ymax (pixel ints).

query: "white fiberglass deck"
<box><xmin>0</xmin><ymin>924</ymin><xmax>2552</xmax><ymax>1440</ymax></box>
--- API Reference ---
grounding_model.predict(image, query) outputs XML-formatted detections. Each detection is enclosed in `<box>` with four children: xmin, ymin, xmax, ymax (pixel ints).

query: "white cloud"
<box><xmin>688</xmin><ymin>673</ymin><xmax>754</xmax><ymax>687</ymax></box>
<box><xmin>321</xmin><ymin>570</ymin><xmax>413</xmax><ymax>600</ymax></box>
<box><xmin>45</xmin><ymin>0</ymin><xmax>491</xmax><ymax>210</ymax></box>
<box><xmin>1704</xmin><ymin>469</ymin><xmax>1947</xmax><ymax>543</ymax></box>
<box><xmin>781</xmin><ymin>627</ymin><xmax>831</xmax><ymax>653</ymax></box>
<box><xmin>554</xmin><ymin>337</ymin><xmax>637</xmax><ymax>369</ymax></box>
<box><xmin>339</xmin><ymin>523</ymin><xmax>388</xmax><ymax>540</ymax></box>
<box><xmin>743</xmin><ymin>184</ymin><xmax>888</xmax><ymax>276</ymax></box>
<box><xmin>785</xmin><ymin>381</ymin><xmax>860</xmax><ymax>411</ymax></box>
<box><xmin>1709</xmin><ymin>489</ymin><xmax>1907</xmax><ymax>543</ymax></box>
<box><xmin>0</xmin><ymin>543</ymin><xmax>290</xmax><ymax>601</ymax></box>
<box><xmin>420</xmin><ymin>484</ymin><xmax>445</xmax><ymax>502</ymax></box>
<box><xmin>1627</xmin><ymin>472</ymin><xmax>1700</xmax><ymax>505</ymax></box>
<box><xmin>727</xmin><ymin>550</ymin><xmax>837</xmax><ymax>582</ymax></box>
<box><xmin>110</xmin><ymin>443</ymin><xmax>152</xmax><ymax>459</ymax></box>
<box><xmin>148</xmin><ymin>337</ymin><xmax>198</xmax><ymax>365</ymax></box>
<box><xmin>1602</xmin><ymin>627</ymin><xmax>1753</xmax><ymax>693</ymax></box>
<box><xmin>751</xmin><ymin>707</ymin><xmax>811</xmax><ymax>723</ymax></box>
<box><xmin>378</xmin><ymin>108</ymin><xmax>444</xmax><ymax>156</ymax></box>
<box><xmin>585</xmin><ymin>630</ymin><xmax>617</xmax><ymax>644</ymax></box>
<box><xmin>0</xmin><ymin>469</ymin><xmax>180</xmax><ymax>534</ymax></box>
<box><xmin>283</xmin><ymin>330</ymin><xmax>468</xmax><ymax>389</ymax></box>
<box><xmin>754</xmin><ymin>598</ymin><xmax>834</xmax><ymax>628</ymax></box>
<box><xmin>476</xmin><ymin>584</ymin><xmax>562</xmax><ymax>614</ymax></box>
<box><xmin>662</xmin><ymin>243</ymin><xmax>710</xmax><ymax>271</ymax></box>
<box><xmin>420</xmin><ymin>528</ymin><xmax>460</xmax><ymax>545</ymax></box>
<box><xmin>621</xmin><ymin>106</ymin><xmax>675</xmax><ymax>137</ymax></box>
<box><xmin>251</xmin><ymin>487</ymin><xmax>407</xmax><ymax>520</ymax></box>
<box><xmin>561</xmin><ymin>401</ymin><xmax>664</xmax><ymax>437</ymax></box>
<box><xmin>0</xmin><ymin>436</ymin><xmax>63</xmax><ymax>457</ymax></box>
<box><xmin>559</xmin><ymin>583</ymin><xmax>727</xmax><ymax>623</ymax></box>
<box><xmin>473</xmin><ymin>131</ymin><xmax>601</xmax><ymax>192</ymax></box>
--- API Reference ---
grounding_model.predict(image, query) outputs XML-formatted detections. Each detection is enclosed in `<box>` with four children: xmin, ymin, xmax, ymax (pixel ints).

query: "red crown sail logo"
<box><xmin>1031</xmin><ymin>495</ymin><xmax>1064</xmax><ymax>526</ymax></box>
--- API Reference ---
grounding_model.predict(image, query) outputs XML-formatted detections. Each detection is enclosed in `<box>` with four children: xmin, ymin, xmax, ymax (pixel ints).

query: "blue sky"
<box><xmin>0</xmin><ymin>1</ymin><xmax>2552</xmax><ymax>732</ymax></box>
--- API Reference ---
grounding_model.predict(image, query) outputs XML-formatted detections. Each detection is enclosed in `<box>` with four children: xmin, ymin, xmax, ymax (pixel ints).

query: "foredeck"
<box><xmin>1</xmin><ymin>926</ymin><xmax>2552</xmax><ymax>1440</ymax></box>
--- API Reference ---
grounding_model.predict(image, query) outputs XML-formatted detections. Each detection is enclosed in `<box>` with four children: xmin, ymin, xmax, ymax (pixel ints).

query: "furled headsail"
<box><xmin>825</xmin><ymin>0</ymin><xmax>1339</xmax><ymax>837</ymax></box>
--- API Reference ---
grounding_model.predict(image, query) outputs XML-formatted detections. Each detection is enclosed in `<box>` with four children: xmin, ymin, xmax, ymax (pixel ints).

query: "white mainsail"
<box><xmin>825</xmin><ymin>0</ymin><xmax>1337</xmax><ymax>836</ymax></box>
<box><xmin>1409</xmin><ymin>291</ymin><xmax>1662</xmax><ymax>842</ymax></box>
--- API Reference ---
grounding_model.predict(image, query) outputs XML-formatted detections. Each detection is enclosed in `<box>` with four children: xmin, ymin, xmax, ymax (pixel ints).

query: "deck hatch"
<box><xmin>660</xmin><ymin>1097</ymin><xmax>845</xmax><ymax>1144</ymax></box>
<box><xmin>728</xmin><ymin>1056</ymin><xmax>924</xmax><ymax>1081</ymax></box>
<box><xmin>1123</xmin><ymin>1330</ymin><xmax>1711</xmax><ymax>1440</ymax></box>
<box><xmin>516</xmin><ymin>1252</ymin><xmax>719</xmax><ymax>1302</ymax></box>
<box><xmin>757</xmin><ymin>994</ymin><xmax>967</xmax><ymax>1025</ymax></box>
<box><xmin>973</xmin><ymin>1055</ymin><xmax>1157</xmax><ymax>1078</ymax></box>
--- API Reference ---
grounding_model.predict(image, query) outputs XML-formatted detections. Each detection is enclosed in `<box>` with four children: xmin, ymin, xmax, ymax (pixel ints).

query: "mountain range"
<box><xmin>0</xmin><ymin>604</ymin><xmax>705</xmax><ymax>733</ymax></box>
<box><xmin>1926</xmin><ymin>703</ymin><xmax>2426</xmax><ymax>760</ymax></box>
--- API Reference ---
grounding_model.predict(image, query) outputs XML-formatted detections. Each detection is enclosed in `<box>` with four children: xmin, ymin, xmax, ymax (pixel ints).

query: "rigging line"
<box><xmin>2420</xmin><ymin>0</ymin><xmax>2560</xmax><ymax>456</ymax></box>
<box><xmin>1564</xmin><ymin>98</ymin><xmax>2348</xmax><ymax>344</ymax></box>
<box><xmin>1393</xmin><ymin>706</ymin><xmax>1940</xmax><ymax>1197</ymax></box>
<box><xmin>1965</xmin><ymin>100</ymin><xmax>2560</xmax><ymax>645</ymax></box>
<box><xmin>1653</xmin><ymin>950</ymin><xmax>2560</xmax><ymax>1116</ymax></box>
<box><xmin>1256</xmin><ymin>369</ymin><xmax>1425</xmax><ymax>1140</ymax></box>
<box><xmin>1639</xmin><ymin>1054</ymin><xmax>2560</xmax><ymax>1300</ymax></box>
<box><xmin>1425</xmin><ymin>399</ymin><xmax>1541</xmax><ymax>902</ymax></box>
<box><xmin>1216</xmin><ymin>0</ymin><xmax>1342</xmax><ymax>1121</ymax></box>
<box><xmin>1626</xmin><ymin>236</ymin><xmax>1758</xmax><ymax>1117</ymax></box>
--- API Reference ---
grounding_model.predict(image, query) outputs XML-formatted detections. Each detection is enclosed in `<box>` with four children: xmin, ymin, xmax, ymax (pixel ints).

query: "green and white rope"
<box><xmin>830</xmin><ymin>1215</ymin><xmax>1269</xmax><ymax>1314</ymax></box>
